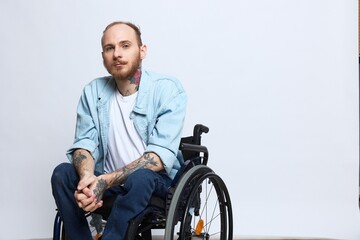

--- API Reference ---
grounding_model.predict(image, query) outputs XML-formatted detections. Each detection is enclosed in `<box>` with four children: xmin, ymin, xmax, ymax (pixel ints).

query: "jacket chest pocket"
<box><xmin>131</xmin><ymin>112</ymin><xmax>151</xmax><ymax>144</ymax></box>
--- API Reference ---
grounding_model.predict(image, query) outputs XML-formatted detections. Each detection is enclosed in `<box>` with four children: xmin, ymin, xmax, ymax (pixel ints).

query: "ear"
<box><xmin>140</xmin><ymin>44</ymin><xmax>147</xmax><ymax>60</ymax></box>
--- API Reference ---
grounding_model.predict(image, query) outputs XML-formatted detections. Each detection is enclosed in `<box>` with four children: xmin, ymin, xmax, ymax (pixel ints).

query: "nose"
<box><xmin>113</xmin><ymin>46</ymin><xmax>122</xmax><ymax>58</ymax></box>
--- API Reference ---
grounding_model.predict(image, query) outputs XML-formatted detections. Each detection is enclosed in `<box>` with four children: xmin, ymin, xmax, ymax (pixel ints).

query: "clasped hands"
<box><xmin>74</xmin><ymin>172</ymin><xmax>107</xmax><ymax>212</ymax></box>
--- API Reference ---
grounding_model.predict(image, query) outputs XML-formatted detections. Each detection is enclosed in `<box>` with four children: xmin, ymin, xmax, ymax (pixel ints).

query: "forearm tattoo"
<box><xmin>93</xmin><ymin>178</ymin><xmax>107</xmax><ymax>202</ymax></box>
<box><xmin>73</xmin><ymin>151</ymin><xmax>87</xmax><ymax>171</ymax></box>
<box><xmin>110</xmin><ymin>153</ymin><xmax>158</xmax><ymax>187</ymax></box>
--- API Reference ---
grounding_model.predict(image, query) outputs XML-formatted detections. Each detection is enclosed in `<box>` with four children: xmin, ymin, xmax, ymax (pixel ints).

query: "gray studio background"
<box><xmin>0</xmin><ymin>0</ymin><xmax>359</xmax><ymax>239</ymax></box>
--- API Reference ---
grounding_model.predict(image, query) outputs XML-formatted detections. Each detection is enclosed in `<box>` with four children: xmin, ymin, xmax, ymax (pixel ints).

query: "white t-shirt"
<box><xmin>104</xmin><ymin>90</ymin><xmax>146</xmax><ymax>173</ymax></box>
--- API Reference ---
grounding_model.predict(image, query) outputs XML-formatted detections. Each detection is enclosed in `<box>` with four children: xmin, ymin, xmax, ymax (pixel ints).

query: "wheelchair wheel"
<box><xmin>165</xmin><ymin>165</ymin><xmax>233</xmax><ymax>240</ymax></box>
<box><xmin>53</xmin><ymin>211</ymin><xmax>68</xmax><ymax>240</ymax></box>
<box><xmin>53</xmin><ymin>211</ymin><xmax>103</xmax><ymax>240</ymax></box>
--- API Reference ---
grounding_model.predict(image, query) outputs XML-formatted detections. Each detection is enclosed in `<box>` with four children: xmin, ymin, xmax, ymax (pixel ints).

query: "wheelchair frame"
<box><xmin>53</xmin><ymin>124</ymin><xmax>233</xmax><ymax>240</ymax></box>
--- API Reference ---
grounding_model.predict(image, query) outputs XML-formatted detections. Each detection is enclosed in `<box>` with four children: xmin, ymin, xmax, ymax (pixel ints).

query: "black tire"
<box><xmin>164</xmin><ymin>165</ymin><xmax>233</xmax><ymax>240</ymax></box>
<box><xmin>61</xmin><ymin>224</ymin><xmax>68</xmax><ymax>240</ymax></box>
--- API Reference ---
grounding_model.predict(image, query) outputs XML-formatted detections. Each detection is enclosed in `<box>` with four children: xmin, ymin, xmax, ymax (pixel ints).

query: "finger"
<box><xmin>82</xmin><ymin>187</ymin><xmax>93</xmax><ymax>198</ymax></box>
<box><xmin>77</xmin><ymin>175</ymin><xmax>96</xmax><ymax>191</ymax></box>
<box><xmin>75</xmin><ymin>190</ymin><xmax>95</xmax><ymax>209</ymax></box>
<box><xmin>94</xmin><ymin>201</ymin><xmax>103</xmax><ymax>211</ymax></box>
<box><xmin>80</xmin><ymin>194</ymin><xmax>95</xmax><ymax>205</ymax></box>
<box><xmin>77</xmin><ymin>179</ymin><xmax>91</xmax><ymax>191</ymax></box>
<box><xmin>88</xmin><ymin>200</ymin><xmax>103</xmax><ymax>212</ymax></box>
<box><xmin>75</xmin><ymin>193</ymin><xmax>88</xmax><ymax>208</ymax></box>
<box><xmin>74</xmin><ymin>191</ymin><xmax>88</xmax><ymax>202</ymax></box>
<box><xmin>77</xmin><ymin>201</ymin><xmax>83</xmax><ymax>209</ymax></box>
<box><xmin>83</xmin><ymin>199</ymin><xmax>99</xmax><ymax>212</ymax></box>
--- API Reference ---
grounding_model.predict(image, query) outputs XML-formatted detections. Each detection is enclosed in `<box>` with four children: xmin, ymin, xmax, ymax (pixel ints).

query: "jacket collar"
<box><xmin>97</xmin><ymin>70</ymin><xmax>151</xmax><ymax>115</ymax></box>
<box><xmin>98</xmin><ymin>76</ymin><xmax>116</xmax><ymax>105</ymax></box>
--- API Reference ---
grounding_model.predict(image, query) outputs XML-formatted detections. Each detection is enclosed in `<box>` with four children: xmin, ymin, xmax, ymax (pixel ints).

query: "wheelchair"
<box><xmin>53</xmin><ymin>124</ymin><xmax>233</xmax><ymax>240</ymax></box>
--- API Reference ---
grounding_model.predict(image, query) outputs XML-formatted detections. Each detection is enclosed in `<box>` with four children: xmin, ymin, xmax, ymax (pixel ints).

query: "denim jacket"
<box><xmin>66</xmin><ymin>69</ymin><xmax>187</xmax><ymax>179</ymax></box>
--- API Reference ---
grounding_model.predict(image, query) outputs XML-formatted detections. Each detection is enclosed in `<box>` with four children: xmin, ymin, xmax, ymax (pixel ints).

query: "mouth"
<box><xmin>114</xmin><ymin>61</ymin><xmax>127</xmax><ymax>68</ymax></box>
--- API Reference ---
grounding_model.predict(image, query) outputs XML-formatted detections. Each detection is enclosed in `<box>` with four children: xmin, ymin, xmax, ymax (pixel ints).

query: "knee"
<box><xmin>125</xmin><ymin>169</ymin><xmax>156</xmax><ymax>189</ymax></box>
<box><xmin>51</xmin><ymin>162</ymin><xmax>76</xmax><ymax>187</ymax></box>
<box><xmin>130</xmin><ymin>168</ymin><xmax>154</xmax><ymax>182</ymax></box>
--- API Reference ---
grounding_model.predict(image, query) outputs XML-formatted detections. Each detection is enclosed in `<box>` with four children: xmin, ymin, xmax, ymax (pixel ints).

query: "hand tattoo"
<box><xmin>93</xmin><ymin>178</ymin><xmax>107</xmax><ymax>202</ymax></box>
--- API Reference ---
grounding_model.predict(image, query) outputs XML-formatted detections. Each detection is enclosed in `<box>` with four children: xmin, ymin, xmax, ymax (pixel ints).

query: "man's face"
<box><xmin>101</xmin><ymin>24</ymin><xmax>146</xmax><ymax>81</ymax></box>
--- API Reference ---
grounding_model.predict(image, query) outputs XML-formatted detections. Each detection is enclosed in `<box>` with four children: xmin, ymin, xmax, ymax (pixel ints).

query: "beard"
<box><xmin>106</xmin><ymin>54</ymin><xmax>142</xmax><ymax>81</ymax></box>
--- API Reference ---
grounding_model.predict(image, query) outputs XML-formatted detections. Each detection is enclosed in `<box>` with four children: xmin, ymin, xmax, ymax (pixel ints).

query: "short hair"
<box><xmin>102</xmin><ymin>21</ymin><xmax>143</xmax><ymax>47</ymax></box>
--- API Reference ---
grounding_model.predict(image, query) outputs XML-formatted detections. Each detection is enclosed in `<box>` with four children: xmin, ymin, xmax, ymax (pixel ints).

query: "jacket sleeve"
<box><xmin>66</xmin><ymin>85</ymin><xmax>100</xmax><ymax>163</ymax></box>
<box><xmin>145</xmin><ymin>80</ymin><xmax>187</xmax><ymax>176</ymax></box>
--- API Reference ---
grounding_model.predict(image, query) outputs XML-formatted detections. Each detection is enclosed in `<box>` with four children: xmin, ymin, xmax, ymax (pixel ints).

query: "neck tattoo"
<box><xmin>129</xmin><ymin>68</ymin><xmax>142</xmax><ymax>92</ymax></box>
<box><xmin>118</xmin><ymin>68</ymin><xmax>142</xmax><ymax>96</ymax></box>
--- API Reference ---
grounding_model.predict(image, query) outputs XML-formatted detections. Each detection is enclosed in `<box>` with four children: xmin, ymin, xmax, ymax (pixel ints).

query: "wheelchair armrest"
<box><xmin>170</xmin><ymin>143</ymin><xmax>208</xmax><ymax>188</ymax></box>
<box><xmin>180</xmin><ymin>143</ymin><xmax>208</xmax><ymax>166</ymax></box>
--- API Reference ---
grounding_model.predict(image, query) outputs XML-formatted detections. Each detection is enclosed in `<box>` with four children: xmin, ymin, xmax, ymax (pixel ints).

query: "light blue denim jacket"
<box><xmin>66</xmin><ymin>69</ymin><xmax>187</xmax><ymax>179</ymax></box>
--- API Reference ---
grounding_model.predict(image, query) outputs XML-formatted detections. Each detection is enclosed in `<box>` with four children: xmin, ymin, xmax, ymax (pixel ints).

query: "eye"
<box><xmin>104</xmin><ymin>46</ymin><xmax>114</xmax><ymax>53</ymax></box>
<box><xmin>122</xmin><ymin>44</ymin><xmax>130</xmax><ymax>49</ymax></box>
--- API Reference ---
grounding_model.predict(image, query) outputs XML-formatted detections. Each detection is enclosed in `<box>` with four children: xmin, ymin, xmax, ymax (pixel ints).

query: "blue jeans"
<box><xmin>51</xmin><ymin>162</ymin><xmax>172</xmax><ymax>240</ymax></box>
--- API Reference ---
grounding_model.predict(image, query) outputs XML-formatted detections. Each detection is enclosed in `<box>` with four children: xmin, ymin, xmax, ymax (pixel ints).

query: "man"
<box><xmin>51</xmin><ymin>21</ymin><xmax>187</xmax><ymax>240</ymax></box>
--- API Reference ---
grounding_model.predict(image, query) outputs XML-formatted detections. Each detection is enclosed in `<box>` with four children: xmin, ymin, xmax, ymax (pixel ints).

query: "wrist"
<box><xmin>101</xmin><ymin>172</ymin><xmax>118</xmax><ymax>188</ymax></box>
<box><xmin>79</xmin><ymin>169</ymin><xmax>93</xmax><ymax>179</ymax></box>
<box><xmin>102</xmin><ymin>173</ymin><xmax>113</xmax><ymax>188</ymax></box>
